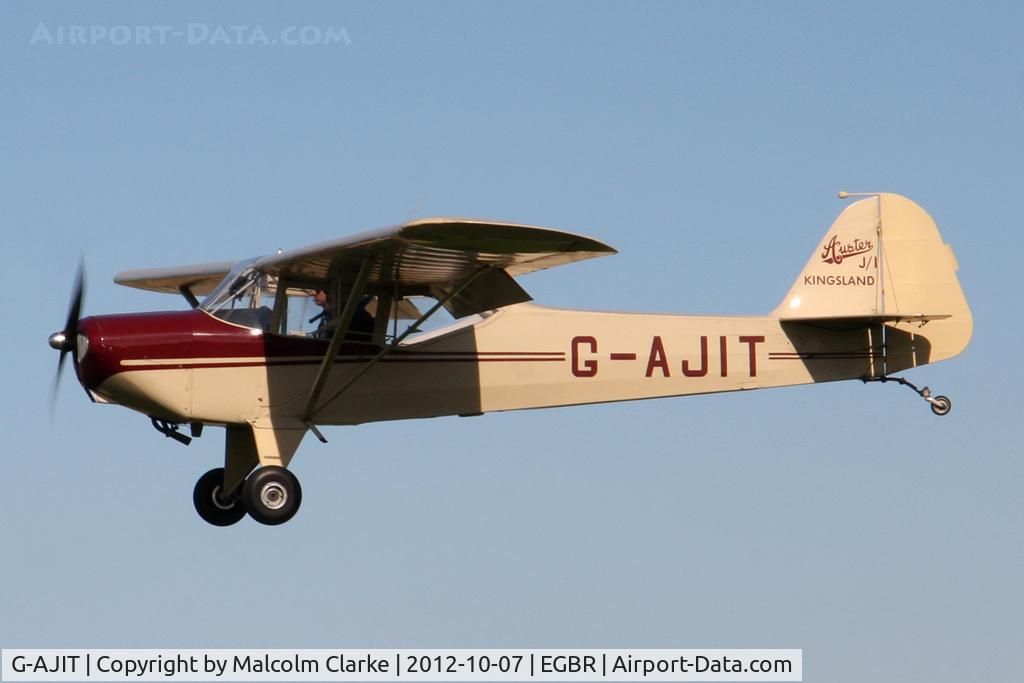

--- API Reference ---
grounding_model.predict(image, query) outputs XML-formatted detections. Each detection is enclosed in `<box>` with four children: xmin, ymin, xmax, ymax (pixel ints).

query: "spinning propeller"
<box><xmin>48</xmin><ymin>260</ymin><xmax>85</xmax><ymax>414</ymax></box>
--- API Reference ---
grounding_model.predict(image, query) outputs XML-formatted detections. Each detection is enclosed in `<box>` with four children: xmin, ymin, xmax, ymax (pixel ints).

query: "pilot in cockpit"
<box><xmin>309</xmin><ymin>289</ymin><xmax>333</xmax><ymax>337</ymax></box>
<box><xmin>310</xmin><ymin>289</ymin><xmax>375</xmax><ymax>341</ymax></box>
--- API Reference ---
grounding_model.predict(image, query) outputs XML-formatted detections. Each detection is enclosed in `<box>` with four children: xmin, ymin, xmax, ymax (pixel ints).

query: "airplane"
<box><xmin>48</xmin><ymin>192</ymin><xmax>972</xmax><ymax>527</ymax></box>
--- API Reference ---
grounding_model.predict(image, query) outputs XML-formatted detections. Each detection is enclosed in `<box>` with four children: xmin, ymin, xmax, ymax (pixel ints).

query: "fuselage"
<box><xmin>75</xmin><ymin>303</ymin><xmax>937</xmax><ymax>428</ymax></box>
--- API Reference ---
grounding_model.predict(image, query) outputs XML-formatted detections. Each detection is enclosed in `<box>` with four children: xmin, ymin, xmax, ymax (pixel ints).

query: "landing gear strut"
<box><xmin>863</xmin><ymin>375</ymin><xmax>952</xmax><ymax>416</ymax></box>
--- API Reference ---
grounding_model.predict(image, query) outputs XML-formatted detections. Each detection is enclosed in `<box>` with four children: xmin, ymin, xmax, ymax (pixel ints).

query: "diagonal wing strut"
<box><xmin>301</xmin><ymin>258</ymin><xmax>374</xmax><ymax>429</ymax></box>
<box><xmin>305</xmin><ymin>265</ymin><xmax>492</xmax><ymax>425</ymax></box>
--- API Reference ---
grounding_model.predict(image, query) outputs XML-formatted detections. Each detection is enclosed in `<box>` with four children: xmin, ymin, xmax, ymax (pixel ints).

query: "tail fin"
<box><xmin>773</xmin><ymin>193</ymin><xmax>972</xmax><ymax>366</ymax></box>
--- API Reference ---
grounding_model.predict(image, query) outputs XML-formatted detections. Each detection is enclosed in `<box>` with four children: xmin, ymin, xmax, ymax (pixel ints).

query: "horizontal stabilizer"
<box><xmin>780</xmin><ymin>313</ymin><xmax>952</xmax><ymax>330</ymax></box>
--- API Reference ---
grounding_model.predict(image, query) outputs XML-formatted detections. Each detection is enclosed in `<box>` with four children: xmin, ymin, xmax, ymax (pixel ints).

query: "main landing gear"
<box><xmin>863</xmin><ymin>375</ymin><xmax>952</xmax><ymax>416</ymax></box>
<box><xmin>193</xmin><ymin>466</ymin><xmax>303</xmax><ymax>526</ymax></box>
<box><xmin>193</xmin><ymin>468</ymin><xmax>247</xmax><ymax>526</ymax></box>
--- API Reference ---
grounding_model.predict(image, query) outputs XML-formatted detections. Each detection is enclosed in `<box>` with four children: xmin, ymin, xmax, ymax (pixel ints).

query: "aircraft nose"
<box><xmin>73</xmin><ymin>319</ymin><xmax>106</xmax><ymax>390</ymax></box>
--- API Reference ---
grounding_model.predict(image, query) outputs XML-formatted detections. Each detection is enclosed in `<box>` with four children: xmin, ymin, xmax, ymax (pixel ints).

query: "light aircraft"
<box><xmin>49</xmin><ymin>192</ymin><xmax>972</xmax><ymax>526</ymax></box>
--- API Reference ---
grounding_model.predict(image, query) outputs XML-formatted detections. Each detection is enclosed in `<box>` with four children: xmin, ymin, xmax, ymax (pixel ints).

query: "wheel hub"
<box><xmin>260</xmin><ymin>482</ymin><xmax>288</xmax><ymax>510</ymax></box>
<box><xmin>211</xmin><ymin>485</ymin><xmax>235</xmax><ymax>511</ymax></box>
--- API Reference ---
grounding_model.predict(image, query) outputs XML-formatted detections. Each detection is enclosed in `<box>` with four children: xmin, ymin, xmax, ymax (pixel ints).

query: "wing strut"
<box><xmin>301</xmin><ymin>258</ymin><xmax>374</xmax><ymax>425</ymax></box>
<box><xmin>178</xmin><ymin>285</ymin><xmax>200</xmax><ymax>309</ymax></box>
<box><xmin>306</xmin><ymin>266</ymin><xmax>491</xmax><ymax>421</ymax></box>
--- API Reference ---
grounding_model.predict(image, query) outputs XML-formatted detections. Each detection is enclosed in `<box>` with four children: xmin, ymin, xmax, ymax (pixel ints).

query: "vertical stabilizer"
<box><xmin>773</xmin><ymin>193</ymin><xmax>972</xmax><ymax>366</ymax></box>
<box><xmin>775</xmin><ymin>196</ymin><xmax>882</xmax><ymax>319</ymax></box>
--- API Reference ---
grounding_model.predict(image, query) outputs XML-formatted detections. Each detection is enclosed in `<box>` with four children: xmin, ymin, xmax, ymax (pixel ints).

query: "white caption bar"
<box><xmin>2</xmin><ymin>649</ymin><xmax>800</xmax><ymax>682</ymax></box>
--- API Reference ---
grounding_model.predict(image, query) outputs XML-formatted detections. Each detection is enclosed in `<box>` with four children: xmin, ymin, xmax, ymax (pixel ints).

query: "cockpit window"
<box><xmin>200</xmin><ymin>259</ymin><xmax>260</xmax><ymax>312</ymax></box>
<box><xmin>200</xmin><ymin>265</ymin><xmax>363</xmax><ymax>339</ymax></box>
<box><xmin>200</xmin><ymin>262</ymin><xmax>276</xmax><ymax>331</ymax></box>
<box><xmin>199</xmin><ymin>265</ymin><xmax>457</xmax><ymax>344</ymax></box>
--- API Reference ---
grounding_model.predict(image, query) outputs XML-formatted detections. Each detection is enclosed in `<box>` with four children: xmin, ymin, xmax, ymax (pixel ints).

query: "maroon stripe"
<box><xmin>769</xmin><ymin>353</ymin><xmax>877</xmax><ymax>357</ymax></box>
<box><xmin>769</xmin><ymin>353</ymin><xmax>879</xmax><ymax>357</ymax></box>
<box><xmin>116</xmin><ymin>357</ymin><xmax>568</xmax><ymax>373</ymax></box>
<box><xmin>769</xmin><ymin>355</ymin><xmax>880</xmax><ymax>360</ymax></box>
<box><xmin>770</xmin><ymin>352</ymin><xmax>876</xmax><ymax>358</ymax></box>
<box><xmin>395</xmin><ymin>352</ymin><xmax>565</xmax><ymax>358</ymax></box>
<box><xmin>609</xmin><ymin>352</ymin><xmax>637</xmax><ymax>361</ymax></box>
<box><xmin>382</xmin><ymin>357</ymin><xmax>564</xmax><ymax>363</ymax></box>
<box><xmin>770</xmin><ymin>356</ymin><xmax>880</xmax><ymax>360</ymax></box>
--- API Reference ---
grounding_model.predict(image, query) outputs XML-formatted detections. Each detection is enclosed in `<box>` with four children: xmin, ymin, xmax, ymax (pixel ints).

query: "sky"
<box><xmin>1</xmin><ymin>1</ymin><xmax>1022</xmax><ymax>681</ymax></box>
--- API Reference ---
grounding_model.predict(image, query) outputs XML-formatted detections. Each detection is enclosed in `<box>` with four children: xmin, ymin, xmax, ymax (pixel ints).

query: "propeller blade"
<box><xmin>49</xmin><ymin>259</ymin><xmax>86</xmax><ymax>419</ymax></box>
<box><xmin>49</xmin><ymin>350</ymin><xmax>68</xmax><ymax>420</ymax></box>
<box><xmin>65</xmin><ymin>258</ymin><xmax>85</xmax><ymax>338</ymax></box>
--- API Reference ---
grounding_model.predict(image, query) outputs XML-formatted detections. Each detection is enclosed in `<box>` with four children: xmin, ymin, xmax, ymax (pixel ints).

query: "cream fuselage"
<box><xmin>80</xmin><ymin>303</ymin><xmax>950</xmax><ymax>431</ymax></box>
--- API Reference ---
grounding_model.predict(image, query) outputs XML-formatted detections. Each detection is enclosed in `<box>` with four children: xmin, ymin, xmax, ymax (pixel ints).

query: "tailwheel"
<box><xmin>929</xmin><ymin>395</ymin><xmax>952</xmax><ymax>416</ymax></box>
<box><xmin>193</xmin><ymin>468</ymin><xmax>247</xmax><ymax>527</ymax></box>
<box><xmin>863</xmin><ymin>375</ymin><xmax>953</xmax><ymax>417</ymax></box>
<box><xmin>242</xmin><ymin>466</ymin><xmax>302</xmax><ymax>526</ymax></box>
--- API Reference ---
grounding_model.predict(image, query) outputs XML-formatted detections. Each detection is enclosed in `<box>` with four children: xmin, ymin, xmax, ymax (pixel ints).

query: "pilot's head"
<box><xmin>313</xmin><ymin>289</ymin><xmax>329</xmax><ymax>307</ymax></box>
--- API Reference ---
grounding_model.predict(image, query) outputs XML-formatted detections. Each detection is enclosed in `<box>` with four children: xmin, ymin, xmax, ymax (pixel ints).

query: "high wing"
<box><xmin>256</xmin><ymin>217</ymin><xmax>616</xmax><ymax>317</ymax></box>
<box><xmin>113</xmin><ymin>217</ymin><xmax>616</xmax><ymax>317</ymax></box>
<box><xmin>256</xmin><ymin>216</ymin><xmax>615</xmax><ymax>282</ymax></box>
<box><xmin>114</xmin><ymin>260</ymin><xmax>236</xmax><ymax>296</ymax></box>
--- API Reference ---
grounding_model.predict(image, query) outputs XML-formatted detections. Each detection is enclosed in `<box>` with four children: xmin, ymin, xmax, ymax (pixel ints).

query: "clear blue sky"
<box><xmin>2</xmin><ymin>2</ymin><xmax>1021</xmax><ymax>681</ymax></box>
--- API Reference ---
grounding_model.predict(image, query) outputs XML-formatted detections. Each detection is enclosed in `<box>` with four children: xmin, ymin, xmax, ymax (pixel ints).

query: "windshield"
<box><xmin>200</xmin><ymin>258</ymin><xmax>261</xmax><ymax>312</ymax></box>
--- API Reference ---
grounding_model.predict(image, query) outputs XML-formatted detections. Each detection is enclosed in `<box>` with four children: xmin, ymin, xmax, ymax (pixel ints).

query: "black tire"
<box><xmin>193</xmin><ymin>468</ymin><xmax>246</xmax><ymax>527</ymax></box>
<box><xmin>242</xmin><ymin>466</ymin><xmax>302</xmax><ymax>526</ymax></box>
<box><xmin>930</xmin><ymin>395</ymin><xmax>952</xmax><ymax>416</ymax></box>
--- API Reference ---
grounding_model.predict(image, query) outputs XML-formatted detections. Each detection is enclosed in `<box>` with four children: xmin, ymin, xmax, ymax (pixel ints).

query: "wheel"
<box><xmin>930</xmin><ymin>395</ymin><xmax>952</xmax><ymax>416</ymax></box>
<box><xmin>242</xmin><ymin>466</ymin><xmax>302</xmax><ymax>526</ymax></box>
<box><xmin>193</xmin><ymin>468</ymin><xmax>246</xmax><ymax>526</ymax></box>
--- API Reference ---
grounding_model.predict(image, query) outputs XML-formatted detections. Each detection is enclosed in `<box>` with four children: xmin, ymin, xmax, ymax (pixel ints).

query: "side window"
<box><xmin>266</xmin><ymin>286</ymin><xmax>459</xmax><ymax>344</ymax></box>
<box><xmin>282</xmin><ymin>291</ymin><xmax>325</xmax><ymax>337</ymax></box>
<box><xmin>281</xmin><ymin>289</ymin><xmax>376</xmax><ymax>341</ymax></box>
<box><xmin>203</xmin><ymin>269</ymin><xmax>473</xmax><ymax>344</ymax></box>
<box><xmin>373</xmin><ymin>295</ymin><xmax>455</xmax><ymax>341</ymax></box>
